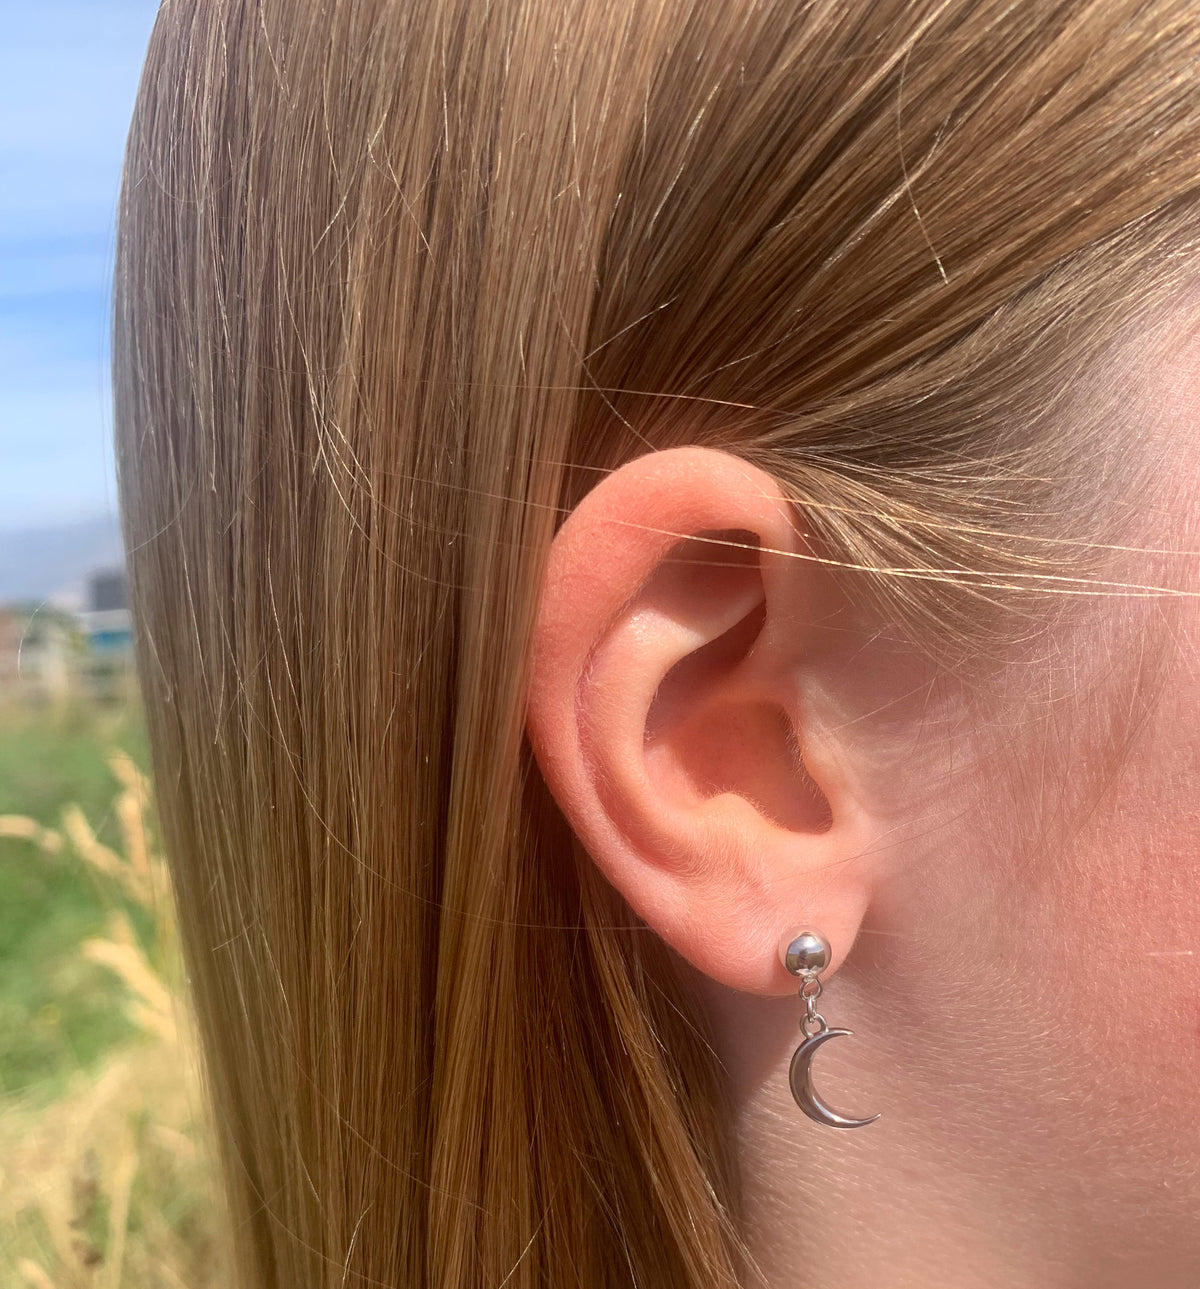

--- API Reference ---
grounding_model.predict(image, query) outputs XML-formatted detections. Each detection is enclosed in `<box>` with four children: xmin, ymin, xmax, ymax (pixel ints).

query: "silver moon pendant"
<box><xmin>789</xmin><ymin>1026</ymin><xmax>881</xmax><ymax>1130</ymax></box>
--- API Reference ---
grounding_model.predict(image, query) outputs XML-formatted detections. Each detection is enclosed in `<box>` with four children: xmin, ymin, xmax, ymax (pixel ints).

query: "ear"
<box><xmin>526</xmin><ymin>446</ymin><xmax>883</xmax><ymax>995</ymax></box>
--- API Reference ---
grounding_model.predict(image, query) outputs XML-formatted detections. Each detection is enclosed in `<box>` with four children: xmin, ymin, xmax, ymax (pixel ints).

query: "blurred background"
<box><xmin>1</xmin><ymin>4</ymin><xmax>225</xmax><ymax>1283</ymax></box>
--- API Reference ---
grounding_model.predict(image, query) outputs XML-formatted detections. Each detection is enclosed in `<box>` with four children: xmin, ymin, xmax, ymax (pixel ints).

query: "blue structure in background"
<box><xmin>79</xmin><ymin>569</ymin><xmax>133</xmax><ymax>656</ymax></box>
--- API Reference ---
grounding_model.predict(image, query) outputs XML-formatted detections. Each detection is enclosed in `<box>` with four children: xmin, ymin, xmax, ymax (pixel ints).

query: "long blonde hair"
<box><xmin>114</xmin><ymin>1</ymin><xmax>1200</xmax><ymax>1285</ymax></box>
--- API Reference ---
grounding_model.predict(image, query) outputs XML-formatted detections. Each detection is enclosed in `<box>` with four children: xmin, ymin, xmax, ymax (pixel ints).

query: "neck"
<box><xmin>695</xmin><ymin>921</ymin><xmax>1195</xmax><ymax>1289</ymax></box>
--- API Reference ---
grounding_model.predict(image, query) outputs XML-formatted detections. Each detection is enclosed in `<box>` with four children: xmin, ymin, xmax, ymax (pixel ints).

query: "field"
<box><xmin>0</xmin><ymin>697</ymin><xmax>227</xmax><ymax>1288</ymax></box>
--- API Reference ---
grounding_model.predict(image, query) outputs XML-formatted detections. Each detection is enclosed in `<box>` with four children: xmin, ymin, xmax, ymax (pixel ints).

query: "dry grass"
<box><xmin>0</xmin><ymin>752</ymin><xmax>228</xmax><ymax>1288</ymax></box>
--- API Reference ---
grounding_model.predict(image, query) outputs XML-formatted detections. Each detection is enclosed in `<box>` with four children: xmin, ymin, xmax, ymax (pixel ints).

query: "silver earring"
<box><xmin>779</xmin><ymin>929</ymin><xmax>880</xmax><ymax>1130</ymax></box>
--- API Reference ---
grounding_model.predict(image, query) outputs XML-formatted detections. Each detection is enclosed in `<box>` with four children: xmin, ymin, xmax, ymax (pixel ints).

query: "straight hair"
<box><xmin>114</xmin><ymin>1</ymin><xmax>1200</xmax><ymax>1285</ymax></box>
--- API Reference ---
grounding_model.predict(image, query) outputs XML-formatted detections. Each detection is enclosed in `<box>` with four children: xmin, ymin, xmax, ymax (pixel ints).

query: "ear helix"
<box><xmin>778</xmin><ymin>928</ymin><xmax>881</xmax><ymax>1130</ymax></box>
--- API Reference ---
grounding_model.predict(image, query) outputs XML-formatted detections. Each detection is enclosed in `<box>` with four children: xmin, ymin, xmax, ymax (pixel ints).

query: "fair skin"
<box><xmin>525</xmin><ymin>361</ymin><xmax>1200</xmax><ymax>1287</ymax></box>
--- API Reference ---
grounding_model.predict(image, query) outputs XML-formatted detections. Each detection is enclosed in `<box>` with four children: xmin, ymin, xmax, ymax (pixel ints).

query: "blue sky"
<box><xmin>0</xmin><ymin>1</ymin><xmax>160</xmax><ymax>533</ymax></box>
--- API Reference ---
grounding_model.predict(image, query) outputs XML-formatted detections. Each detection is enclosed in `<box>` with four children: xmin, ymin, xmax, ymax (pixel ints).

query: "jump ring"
<box><xmin>800</xmin><ymin>1012</ymin><xmax>828</xmax><ymax>1038</ymax></box>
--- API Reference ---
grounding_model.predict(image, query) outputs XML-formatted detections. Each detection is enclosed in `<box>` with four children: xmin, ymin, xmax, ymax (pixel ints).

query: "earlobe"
<box><xmin>526</xmin><ymin>447</ymin><xmax>877</xmax><ymax>995</ymax></box>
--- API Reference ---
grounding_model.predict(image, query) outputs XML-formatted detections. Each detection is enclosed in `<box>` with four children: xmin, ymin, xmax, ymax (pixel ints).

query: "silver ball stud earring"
<box><xmin>779</xmin><ymin>928</ymin><xmax>880</xmax><ymax>1130</ymax></box>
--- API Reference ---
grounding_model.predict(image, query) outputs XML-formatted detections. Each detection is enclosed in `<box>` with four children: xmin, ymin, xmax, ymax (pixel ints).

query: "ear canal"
<box><xmin>642</xmin><ymin>530</ymin><xmax>834</xmax><ymax>835</ymax></box>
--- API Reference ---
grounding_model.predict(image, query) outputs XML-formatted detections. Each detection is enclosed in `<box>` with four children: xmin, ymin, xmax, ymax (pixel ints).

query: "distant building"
<box><xmin>76</xmin><ymin>568</ymin><xmax>135</xmax><ymax>698</ymax></box>
<box><xmin>0</xmin><ymin>604</ymin><xmax>76</xmax><ymax>699</ymax></box>
<box><xmin>89</xmin><ymin>569</ymin><xmax>127</xmax><ymax>613</ymax></box>
<box><xmin>79</xmin><ymin>569</ymin><xmax>133</xmax><ymax>654</ymax></box>
<box><xmin>0</xmin><ymin>566</ymin><xmax>135</xmax><ymax>703</ymax></box>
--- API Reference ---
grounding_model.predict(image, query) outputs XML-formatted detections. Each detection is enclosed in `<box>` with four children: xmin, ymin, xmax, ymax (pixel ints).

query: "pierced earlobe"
<box><xmin>779</xmin><ymin>928</ymin><xmax>881</xmax><ymax>1130</ymax></box>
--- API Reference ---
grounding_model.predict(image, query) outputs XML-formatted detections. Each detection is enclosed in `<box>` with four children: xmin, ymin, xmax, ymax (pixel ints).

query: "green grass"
<box><xmin>0</xmin><ymin>693</ymin><xmax>228</xmax><ymax>1287</ymax></box>
<box><xmin>0</xmin><ymin>697</ymin><xmax>149</xmax><ymax>1099</ymax></box>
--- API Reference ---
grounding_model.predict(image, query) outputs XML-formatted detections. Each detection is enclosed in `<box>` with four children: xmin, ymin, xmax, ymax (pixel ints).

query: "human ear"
<box><xmin>526</xmin><ymin>446</ymin><xmax>881</xmax><ymax>995</ymax></box>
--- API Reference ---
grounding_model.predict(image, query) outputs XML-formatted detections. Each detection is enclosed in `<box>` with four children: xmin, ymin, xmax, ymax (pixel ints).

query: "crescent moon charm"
<box><xmin>789</xmin><ymin>1026</ymin><xmax>881</xmax><ymax>1130</ymax></box>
